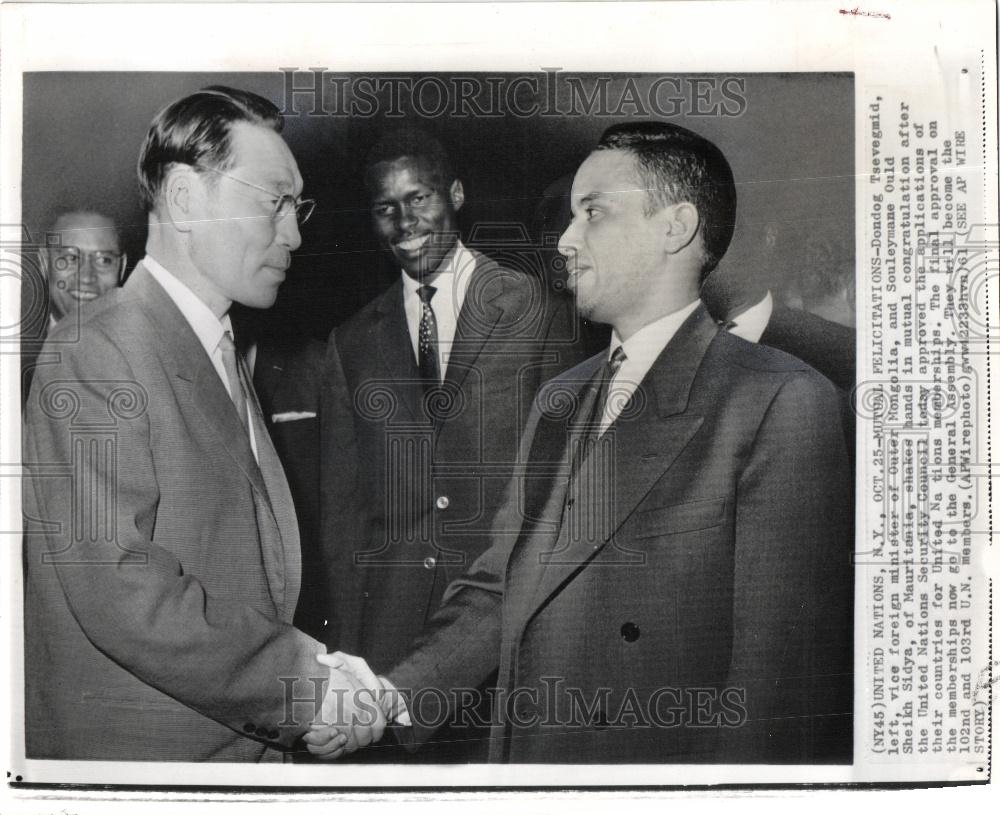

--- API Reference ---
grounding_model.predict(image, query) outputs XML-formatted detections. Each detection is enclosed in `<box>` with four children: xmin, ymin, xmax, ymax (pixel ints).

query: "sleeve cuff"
<box><xmin>378</xmin><ymin>675</ymin><xmax>411</xmax><ymax>727</ymax></box>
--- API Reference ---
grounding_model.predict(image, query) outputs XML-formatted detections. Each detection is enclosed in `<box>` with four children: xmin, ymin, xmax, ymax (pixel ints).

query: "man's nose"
<box><xmin>397</xmin><ymin>205</ymin><xmax>418</xmax><ymax>232</ymax></box>
<box><xmin>78</xmin><ymin>255</ymin><xmax>98</xmax><ymax>281</ymax></box>
<box><xmin>277</xmin><ymin>213</ymin><xmax>302</xmax><ymax>252</ymax></box>
<box><xmin>557</xmin><ymin>219</ymin><xmax>580</xmax><ymax>259</ymax></box>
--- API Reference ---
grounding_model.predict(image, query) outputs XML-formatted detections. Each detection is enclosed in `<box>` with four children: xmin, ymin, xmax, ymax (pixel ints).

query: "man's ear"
<box><xmin>662</xmin><ymin>202</ymin><xmax>700</xmax><ymax>255</ymax></box>
<box><xmin>162</xmin><ymin>167</ymin><xmax>199</xmax><ymax>233</ymax></box>
<box><xmin>448</xmin><ymin>179</ymin><xmax>465</xmax><ymax>213</ymax></box>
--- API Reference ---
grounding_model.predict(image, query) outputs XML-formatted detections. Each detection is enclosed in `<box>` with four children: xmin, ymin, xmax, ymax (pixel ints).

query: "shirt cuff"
<box><xmin>378</xmin><ymin>675</ymin><xmax>411</xmax><ymax>727</ymax></box>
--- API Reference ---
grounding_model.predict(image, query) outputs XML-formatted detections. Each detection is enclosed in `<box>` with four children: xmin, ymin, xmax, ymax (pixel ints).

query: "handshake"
<box><xmin>304</xmin><ymin>651</ymin><xmax>404</xmax><ymax>759</ymax></box>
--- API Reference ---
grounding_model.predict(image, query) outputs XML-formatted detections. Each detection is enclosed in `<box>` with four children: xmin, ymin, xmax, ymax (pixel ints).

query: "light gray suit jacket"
<box><xmin>23</xmin><ymin>264</ymin><xmax>327</xmax><ymax>762</ymax></box>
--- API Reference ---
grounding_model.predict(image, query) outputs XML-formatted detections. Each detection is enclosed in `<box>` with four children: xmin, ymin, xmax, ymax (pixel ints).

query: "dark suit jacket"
<box><xmin>319</xmin><ymin>250</ymin><xmax>587</xmax><ymax>672</ymax></box>
<box><xmin>22</xmin><ymin>265</ymin><xmax>327</xmax><ymax>762</ymax></box>
<box><xmin>252</xmin><ymin>338</ymin><xmax>328</xmax><ymax>641</ymax></box>
<box><xmin>759</xmin><ymin>304</ymin><xmax>857</xmax><ymax>465</ymax></box>
<box><xmin>759</xmin><ymin>304</ymin><xmax>855</xmax><ymax>392</ymax></box>
<box><xmin>389</xmin><ymin>304</ymin><xmax>854</xmax><ymax>764</ymax></box>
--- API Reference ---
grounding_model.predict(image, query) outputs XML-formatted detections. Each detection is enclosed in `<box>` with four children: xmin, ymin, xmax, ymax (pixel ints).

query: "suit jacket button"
<box><xmin>268</xmin><ymin>729</ymin><xmax>280</xmax><ymax>739</ymax></box>
<box><xmin>435</xmin><ymin>495</ymin><xmax>450</xmax><ymax>510</ymax></box>
<box><xmin>423</xmin><ymin>556</ymin><xmax>437</xmax><ymax>570</ymax></box>
<box><xmin>620</xmin><ymin>622</ymin><xmax>640</xmax><ymax>642</ymax></box>
<box><xmin>243</xmin><ymin>723</ymin><xmax>256</xmax><ymax>734</ymax></box>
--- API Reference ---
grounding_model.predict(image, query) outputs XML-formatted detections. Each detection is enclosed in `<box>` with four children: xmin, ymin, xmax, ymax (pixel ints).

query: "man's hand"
<box><xmin>303</xmin><ymin>651</ymin><xmax>387</xmax><ymax>759</ymax></box>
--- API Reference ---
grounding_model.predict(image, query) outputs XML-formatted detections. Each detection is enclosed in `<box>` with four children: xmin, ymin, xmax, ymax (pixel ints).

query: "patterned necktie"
<box><xmin>592</xmin><ymin>345</ymin><xmax>628</xmax><ymax>435</ymax></box>
<box><xmin>417</xmin><ymin>284</ymin><xmax>441</xmax><ymax>384</ymax></box>
<box><xmin>570</xmin><ymin>345</ymin><xmax>628</xmax><ymax>480</ymax></box>
<box><xmin>217</xmin><ymin>331</ymin><xmax>249</xmax><ymax>433</ymax></box>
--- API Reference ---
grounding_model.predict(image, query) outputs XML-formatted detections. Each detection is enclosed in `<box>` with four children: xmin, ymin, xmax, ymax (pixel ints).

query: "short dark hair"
<box><xmin>363</xmin><ymin>128</ymin><xmax>455</xmax><ymax>194</ymax></box>
<box><xmin>597</xmin><ymin>121</ymin><xmax>737</xmax><ymax>278</ymax></box>
<box><xmin>137</xmin><ymin>86</ymin><xmax>283</xmax><ymax>212</ymax></box>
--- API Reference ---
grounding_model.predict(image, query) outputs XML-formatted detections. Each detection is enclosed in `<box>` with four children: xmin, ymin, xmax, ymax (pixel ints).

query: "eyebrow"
<box><xmin>254</xmin><ymin>173</ymin><xmax>298</xmax><ymax>195</ymax></box>
<box><xmin>372</xmin><ymin>187</ymin><xmax>433</xmax><ymax>206</ymax></box>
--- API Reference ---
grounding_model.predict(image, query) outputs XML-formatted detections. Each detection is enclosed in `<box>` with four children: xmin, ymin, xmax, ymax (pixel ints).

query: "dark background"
<box><xmin>22</xmin><ymin>71</ymin><xmax>854</xmax><ymax>341</ymax></box>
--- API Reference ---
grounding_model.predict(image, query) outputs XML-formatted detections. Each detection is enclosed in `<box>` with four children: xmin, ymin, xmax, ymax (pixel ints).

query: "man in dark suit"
<box><xmin>249</xmin><ymin>333</ymin><xmax>328</xmax><ymax>640</ymax></box>
<box><xmin>22</xmin><ymin>87</ymin><xmax>381</xmax><ymax>762</ymax></box>
<box><xmin>699</xmin><ymin>221</ymin><xmax>855</xmax><ymax>393</ymax></box>
<box><xmin>317</xmin><ymin>130</ymin><xmax>586</xmax><ymax>759</ymax></box>
<box><xmin>309</xmin><ymin>121</ymin><xmax>853</xmax><ymax>764</ymax></box>
<box><xmin>700</xmin><ymin>223</ymin><xmax>857</xmax><ymax>472</ymax></box>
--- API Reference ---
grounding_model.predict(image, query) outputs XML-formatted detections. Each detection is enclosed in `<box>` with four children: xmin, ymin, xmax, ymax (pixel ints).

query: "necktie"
<box><xmin>417</xmin><ymin>284</ymin><xmax>441</xmax><ymax>384</ymax></box>
<box><xmin>217</xmin><ymin>331</ymin><xmax>249</xmax><ymax>433</ymax></box>
<box><xmin>217</xmin><ymin>330</ymin><xmax>299</xmax><ymax>617</ymax></box>
<box><xmin>570</xmin><ymin>345</ymin><xmax>627</xmax><ymax>479</ymax></box>
<box><xmin>592</xmin><ymin>345</ymin><xmax>628</xmax><ymax>435</ymax></box>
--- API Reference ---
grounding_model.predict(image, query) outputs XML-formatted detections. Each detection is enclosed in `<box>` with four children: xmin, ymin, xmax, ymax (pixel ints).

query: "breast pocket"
<box><xmin>631</xmin><ymin>496</ymin><xmax>727</xmax><ymax>540</ymax></box>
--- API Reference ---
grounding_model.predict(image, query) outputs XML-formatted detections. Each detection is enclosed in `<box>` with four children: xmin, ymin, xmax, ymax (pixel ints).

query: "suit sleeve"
<box><xmin>726</xmin><ymin>370</ymin><xmax>854</xmax><ymax>762</ymax></box>
<box><xmin>23</xmin><ymin>324</ymin><xmax>328</xmax><ymax>748</ymax></box>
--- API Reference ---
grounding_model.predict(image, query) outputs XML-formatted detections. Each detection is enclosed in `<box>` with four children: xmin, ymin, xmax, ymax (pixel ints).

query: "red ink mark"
<box><xmin>839</xmin><ymin>6</ymin><xmax>892</xmax><ymax>19</ymax></box>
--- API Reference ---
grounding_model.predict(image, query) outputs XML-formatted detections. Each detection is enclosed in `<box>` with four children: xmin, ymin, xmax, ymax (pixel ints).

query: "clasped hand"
<box><xmin>304</xmin><ymin>651</ymin><xmax>394</xmax><ymax>759</ymax></box>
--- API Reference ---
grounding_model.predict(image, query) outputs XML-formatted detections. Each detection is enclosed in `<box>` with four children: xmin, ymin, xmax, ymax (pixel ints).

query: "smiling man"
<box><xmin>43</xmin><ymin>209</ymin><xmax>124</xmax><ymax>325</ymax></box>
<box><xmin>22</xmin><ymin>86</ymin><xmax>377</xmax><ymax>762</ymax></box>
<box><xmin>310</xmin><ymin>121</ymin><xmax>854</xmax><ymax>765</ymax></box>
<box><xmin>21</xmin><ymin>209</ymin><xmax>125</xmax><ymax>407</ymax></box>
<box><xmin>317</xmin><ymin>128</ymin><xmax>586</xmax><ymax>760</ymax></box>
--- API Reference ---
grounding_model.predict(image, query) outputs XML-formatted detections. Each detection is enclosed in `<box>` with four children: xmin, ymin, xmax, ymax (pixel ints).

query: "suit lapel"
<box><xmin>127</xmin><ymin>266</ymin><xmax>268</xmax><ymax>500</ymax></box>
<box><xmin>501</xmin><ymin>355</ymin><xmax>601</xmax><ymax>634</ymax></box>
<box><xmin>374</xmin><ymin>281</ymin><xmax>426</xmax><ymax>423</ymax></box>
<box><xmin>442</xmin><ymin>252</ymin><xmax>507</xmax><ymax>396</ymax></box>
<box><xmin>510</xmin><ymin>305</ymin><xmax>719</xmax><ymax>627</ymax></box>
<box><xmin>127</xmin><ymin>265</ymin><xmax>297</xmax><ymax>617</ymax></box>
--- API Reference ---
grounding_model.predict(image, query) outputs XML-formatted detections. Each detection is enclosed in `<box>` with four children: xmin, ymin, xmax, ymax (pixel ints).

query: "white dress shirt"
<box><xmin>727</xmin><ymin>290</ymin><xmax>773</xmax><ymax>343</ymax></box>
<box><xmin>601</xmin><ymin>299</ymin><xmax>702</xmax><ymax>434</ymax></box>
<box><xmin>401</xmin><ymin>240</ymin><xmax>477</xmax><ymax>377</ymax></box>
<box><xmin>142</xmin><ymin>255</ymin><xmax>257</xmax><ymax>458</ymax></box>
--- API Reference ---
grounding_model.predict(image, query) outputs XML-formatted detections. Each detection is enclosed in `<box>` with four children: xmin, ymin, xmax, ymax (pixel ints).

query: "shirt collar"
<box><xmin>140</xmin><ymin>254</ymin><xmax>233</xmax><ymax>358</ymax></box>
<box><xmin>610</xmin><ymin>299</ymin><xmax>702</xmax><ymax>369</ymax></box>
<box><xmin>727</xmin><ymin>291</ymin><xmax>773</xmax><ymax>343</ymax></box>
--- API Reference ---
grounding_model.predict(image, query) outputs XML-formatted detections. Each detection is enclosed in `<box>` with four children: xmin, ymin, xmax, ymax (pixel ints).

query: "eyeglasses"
<box><xmin>49</xmin><ymin>247</ymin><xmax>126</xmax><ymax>275</ymax></box>
<box><xmin>197</xmin><ymin>165</ymin><xmax>317</xmax><ymax>225</ymax></box>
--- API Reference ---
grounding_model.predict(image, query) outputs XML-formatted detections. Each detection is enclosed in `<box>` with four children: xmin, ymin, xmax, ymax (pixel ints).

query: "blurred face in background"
<box><xmin>45</xmin><ymin>212</ymin><xmax>123</xmax><ymax>322</ymax></box>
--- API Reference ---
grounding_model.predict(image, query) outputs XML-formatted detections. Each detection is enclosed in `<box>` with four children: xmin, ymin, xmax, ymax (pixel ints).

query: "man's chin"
<box><xmin>240</xmin><ymin>289</ymin><xmax>280</xmax><ymax>310</ymax></box>
<box><xmin>399</xmin><ymin>254</ymin><xmax>445</xmax><ymax>280</ymax></box>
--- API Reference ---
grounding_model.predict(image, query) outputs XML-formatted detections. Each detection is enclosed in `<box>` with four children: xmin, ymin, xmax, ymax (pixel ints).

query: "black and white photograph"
<box><xmin>0</xmin><ymin>0</ymin><xmax>995</xmax><ymax>806</ymax></box>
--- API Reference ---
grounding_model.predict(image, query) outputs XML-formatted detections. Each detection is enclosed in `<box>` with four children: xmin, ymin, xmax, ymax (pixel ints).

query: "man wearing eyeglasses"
<box><xmin>22</xmin><ymin>86</ymin><xmax>379</xmax><ymax>762</ymax></box>
<box><xmin>20</xmin><ymin>209</ymin><xmax>125</xmax><ymax>408</ymax></box>
<box><xmin>43</xmin><ymin>209</ymin><xmax>126</xmax><ymax>326</ymax></box>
